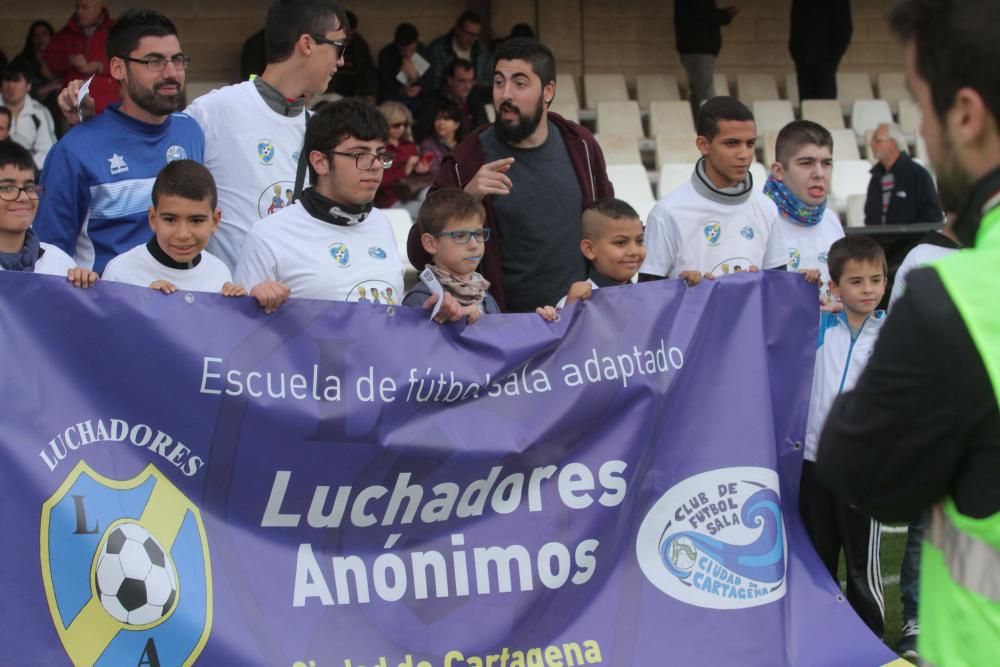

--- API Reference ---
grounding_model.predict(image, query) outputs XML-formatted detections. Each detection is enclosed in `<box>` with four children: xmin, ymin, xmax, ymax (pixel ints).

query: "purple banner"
<box><xmin>0</xmin><ymin>271</ymin><xmax>900</xmax><ymax>666</ymax></box>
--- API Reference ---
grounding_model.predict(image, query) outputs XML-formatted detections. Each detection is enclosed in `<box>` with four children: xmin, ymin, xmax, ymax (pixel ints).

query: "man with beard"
<box><xmin>816</xmin><ymin>1</ymin><xmax>1000</xmax><ymax>664</ymax></box>
<box><xmin>34</xmin><ymin>9</ymin><xmax>203</xmax><ymax>274</ymax></box>
<box><xmin>57</xmin><ymin>1</ymin><xmax>350</xmax><ymax>271</ymax></box>
<box><xmin>407</xmin><ymin>38</ymin><xmax>613</xmax><ymax>312</ymax></box>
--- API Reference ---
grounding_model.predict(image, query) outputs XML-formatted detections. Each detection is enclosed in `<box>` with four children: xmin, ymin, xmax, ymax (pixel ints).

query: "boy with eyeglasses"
<box><xmin>0</xmin><ymin>141</ymin><xmax>96</xmax><ymax>287</ymax></box>
<box><xmin>403</xmin><ymin>188</ymin><xmax>500</xmax><ymax>322</ymax></box>
<box><xmin>236</xmin><ymin>99</ymin><xmax>463</xmax><ymax>324</ymax></box>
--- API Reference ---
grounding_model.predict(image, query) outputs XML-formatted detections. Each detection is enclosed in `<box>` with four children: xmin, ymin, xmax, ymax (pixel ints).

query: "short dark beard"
<box><xmin>493</xmin><ymin>94</ymin><xmax>545</xmax><ymax>145</ymax></box>
<box><xmin>933</xmin><ymin>142</ymin><xmax>973</xmax><ymax>213</ymax></box>
<box><xmin>126</xmin><ymin>74</ymin><xmax>183</xmax><ymax>117</ymax></box>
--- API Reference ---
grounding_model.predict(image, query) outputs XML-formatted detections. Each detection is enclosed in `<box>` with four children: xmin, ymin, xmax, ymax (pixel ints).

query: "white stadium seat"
<box><xmin>846</xmin><ymin>193</ymin><xmax>867</xmax><ymax>228</ymax></box>
<box><xmin>752</xmin><ymin>100</ymin><xmax>795</xmax><ymax>137</ymax></box>
<box><xmin>713</xmin><ymin>73</ymin><xmax>731</xmax><ymax>97</ymax></box>
<box><xmin>584</xmin><ymin>73</ymin><xmax>629</xmax><ymax>108</ymax></box>
<box><xmin>837</xmin><ymin>72</ymin><xmax>874</xmax><ymax>115</ymax></box>
<box><xmin>607</xmin><ymin>164</ymin><xmax>655</xmax><ymax>204</ymax></box>
<box><xmin>851</xmin><ymin>99</ymin><xmax>894</xmax><ymax>140</ymax></box>
<box><xmin>637</xmin><ymin>74</ymin><xmax>681</xmax><ymax>109</ymax></box>
<box><xmin>830</xmin><ymin>160</ymin><xmax>873</xmax><ymax>215</ymax></box>
<box><xmin>801</xmin><ymin>99</ymin><xmax>846</xmax><ymax>130</ymax></box>
<box><xmin>655</xmin><ymin>134</ymin><xmax>701</xmax><ymax>169</ymax></box>
<box><xmin>830</xmin><ymin>128</ymin><xmax>861</xmax><ymax>160</ymax></box>
<box><xmin>556</xmin><ymin>74</ymin><xmax>580</xmax><ymax>108</ymax></box>
<box><xmin>877</xmin><ymin>72</ymin><xmax>910</xmax><ymax>115</ymax></box>
<box><xmin>737</xmin><ymin>73</ymin><xmax>780</xmax><ymax>108</ymax></box>
<box><xmin>649</xmin><ymin>101</ymin><xmax>695</xmax><ymax>138</ymax></box>
<box><xmin>658</xmin><ymin>163</ymin><xmax>694</xmax><ymax>199</ymax></box>
<box><xmin>597</xmin><ymin>100</ymin><xmax>644</xmax><ymax>138</ymax></box>
<box><xmin>596</xmin><ymin>133</ymin><xmax>643</xmax><ymax>165</ymax></box>
<box><xmin>549</xmin><ymin>102</ymin><xmax>579</xmax><ymax>123</ymax></box>
<box><xmin>749</xmin><ymin>162</ymin><xmax>768</xmax><ymax>191</ymax></box>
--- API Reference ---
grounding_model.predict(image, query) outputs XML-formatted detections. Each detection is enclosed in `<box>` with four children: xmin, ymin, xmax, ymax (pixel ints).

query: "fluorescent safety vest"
<box><xmin>922</xmin><ymin>203</ymin><xmax>1000</xmax><ymax>666</ymax></box>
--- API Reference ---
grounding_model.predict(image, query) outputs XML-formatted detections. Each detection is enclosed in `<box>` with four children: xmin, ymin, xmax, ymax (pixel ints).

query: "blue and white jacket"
<box><xmin>35</xmin><ymin>103</ymin><xmax>205</xmax><ymax>274</ymax></box>
<box><xmin>804</xmin><ymin>309</ymin><xmax>886</xmax><ymax>462</ymax></box>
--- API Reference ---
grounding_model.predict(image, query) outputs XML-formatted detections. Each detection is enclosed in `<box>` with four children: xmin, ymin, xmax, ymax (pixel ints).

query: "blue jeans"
<box><xmin>900</xmin><ymin>512</ymin><xmax>928</xmax><ymax>622</ymax></box>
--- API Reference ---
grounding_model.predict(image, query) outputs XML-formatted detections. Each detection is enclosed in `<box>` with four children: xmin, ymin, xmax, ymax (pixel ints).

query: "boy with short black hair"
<box><xmin>801</xmin><ymin>235</ymin><xmax>888</xmax><ymax>638</ymax></box>
<box><xmin>536</xmin><ymin>198</ymin><xmax>654</xmax><ymax>320</ymax></box>
<box><xmin>403</xmin><ymin>187</ymin><xmax>500</xmax><ymax>321</ymax></box>
<box><xmin>641</xmin><ymin>96</ymin><xmax>787</xmax><ymax>282</ymax></box>
<box><xmin>0</xmin><ymin>141</ymin><xmax>95</xmax><ymax>286</ymax></box>
<box><xmin>765</xmin><ymin>120</ymin><xmax>845</xmax><ymax>307</ymax></box>
<box><xmin>102</xmin><ymin>160</ymin><xmax>244</xmax><ymax>296</ymax></box>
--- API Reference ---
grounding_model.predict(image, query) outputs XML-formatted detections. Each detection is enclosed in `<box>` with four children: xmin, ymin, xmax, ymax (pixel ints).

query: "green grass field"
<box><xmin>837</xmin><ymin>526</ymin><xmax>911</xmax><ymax>663</ymax></box>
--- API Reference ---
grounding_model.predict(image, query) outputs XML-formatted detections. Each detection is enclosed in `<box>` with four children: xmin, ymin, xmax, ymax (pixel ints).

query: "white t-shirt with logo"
<box><xmin>234</xmin><ymin>203</ymin><xmax>405</xmax><ymax>304</ymax></box>
<box><xmin>185</xmin><ymin>81</ymin><xmax>308</xmax><ymax>270</ymax></box>
<box><xmin>642</xmin><ymin>181</ymin><xmax>787</xmax><ymax>278</ymax></box>
<box><xmin>779</xmin><ymin>208</ymin><xmax>845</xmax><ymax>305</ymax></box>
<box><xmin>35</xmin><ymin>243</ymin><xmax>77</xmax><ymax>276</ymax></box>
<box><xmin>102</xmin><ymin>244</ymin><xmax>233</xmax><ymax>292</ymax></box>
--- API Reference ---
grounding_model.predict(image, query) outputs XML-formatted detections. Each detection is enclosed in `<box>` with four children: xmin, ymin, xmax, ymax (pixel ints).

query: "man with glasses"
<box><xmin>34</xmin><ymin>9</ymin><xmax>204</xmax><ymax>274</ymax></box>
<box><xmin>236</xmin><ymin>99</ymin><xmax>461</xmax><ymax>321</ymax></box>
<box><xmin>427</xmin><ymin>11</ymin><xmax>492</xmax><ymax>91</ymax></box>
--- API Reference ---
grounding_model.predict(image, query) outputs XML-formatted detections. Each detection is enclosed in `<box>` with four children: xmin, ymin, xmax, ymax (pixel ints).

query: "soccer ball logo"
<box><xmin>94</xmin><ymin>521</ymin><xmax>178</xmax><ymax>626</ymax></box>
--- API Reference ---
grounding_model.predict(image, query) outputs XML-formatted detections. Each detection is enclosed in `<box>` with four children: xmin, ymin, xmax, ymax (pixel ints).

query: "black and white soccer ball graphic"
<box><xmin>94</xmin><ymin>521</ymin><xmax>178</xmax><ymax>625</ymax></box>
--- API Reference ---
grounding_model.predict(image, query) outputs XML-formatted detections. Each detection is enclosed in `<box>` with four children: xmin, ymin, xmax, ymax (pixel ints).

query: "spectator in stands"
<box><xmin>415</xmin><ymin>58</ymin><xmax>489</xmax><ymax>142</ymax></box>
<box><xmin>407</xmin><ymin>37</ymin><xmax>614</xmax><ymax>313</ymax></box>
<box><xmin>641</xmin><ymin>96</ymin><xmax>786</xmax><ymax>282</ymax></box>
<box><xmin>234</xmin><ymin>99</ymin><xmax>463</xmax><ymax>322</ymax></box>
<box><xmin>0</xmin><ymin>140</ymin><xmax>96</xmax><ymax>286</ymax></box>
<box><xmin>239</xmin><ymin>28</ymin><xmax>267</xmax><ymax>81</ymax></box>
<box><xmin>328</xmin><ymin>10</ymin><xmax>377</xmax><ymax>103</ymax></box>
<box><xmin>789</xmin><ymin>0</ymin><xmax>852</xmax><ymax>100</ymax></box>
<box><xmin>377</xmin><ymin>23</ymin><xmax>432</xmax><ymax>115</ymax></box>
<box><xmin>35</xmin><ymin>9</ymin><xmax>204</xmax><ymax>274</ymax></box>
<box><xmin>0</xmin><ymin>61</ymin><xmax>58</xmax><ymax>170</ymax></box>
<box><xmin>375</xmin><ymin>100</ymin><xmax>429</xmax><ymax>210</ymax></box>
<box><xmin>419</xmin><ymin>101</ymin><xmax>462</xmax><ymax>180</ymax></box>
<box><xmin>427</xmin><ymin>11</ymin><xmax>492</xmax><ymax>91</ymax></box>
<box><xmin>45</xmin><ymin>0</ymin><xmax>118</xmax><ymax>114</ymax></box>
<box><xmin>0</xmin><ymin>108</ymin><xmax>11</xmax><ymax>142</ymax></box>
<box><xmin>865</xmin><ymin>122</ymin><xmax>942</xmax><ymax>225</ymax></box>
<box><xmin>765</xmin><ymin>120</ymin><xmax>844</xmax><ymax>307</ymax></box>
<box><xmin>674</xmin><ymin>0</ymin><xmax>738</xmax><ymax>113</ymax></box>
<box><xmin>490</xmin><ymin>23</ymin><xmax>535</xmax><ymax>53</ymax></box>
<box><xmin>817</xmin><ymin>1</ymin><xmax>1000</xmax><ymax>664</ymax></box>
<box><xmin>15</xmin><ymin>21</ymin><xmax>63</xmax><ymax>129</ymax></box>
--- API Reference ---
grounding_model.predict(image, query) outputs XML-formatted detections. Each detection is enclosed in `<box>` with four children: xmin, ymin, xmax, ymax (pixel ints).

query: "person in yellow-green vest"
<box><xmin>815</xmin><ymin>0</ymin><xmax>1000</xmax><ymax>665</ymax></box>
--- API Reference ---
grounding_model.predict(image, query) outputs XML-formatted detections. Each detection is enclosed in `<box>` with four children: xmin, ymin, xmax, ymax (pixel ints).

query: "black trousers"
<box><xmin>794</xmin><ymin>57</ymin><xmax>841</xmax><ymax>100</ymax></box>
<box><xmin>799</xmin><ymin>461</ymin><xmax>885</xmax><ymax>637</ymax></box>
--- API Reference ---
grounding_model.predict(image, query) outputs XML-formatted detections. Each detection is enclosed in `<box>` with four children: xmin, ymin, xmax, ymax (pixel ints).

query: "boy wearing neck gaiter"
<box><xmin>640</xmin><ymin>96</ymin><xmax>787</xmax><ymax>282</ymax></box>
<box><xmin>403</xmin><ymin>188</ymin><xmax>500</xmax><ymax>322</ymax></box>
<box><xmin>764</xmin><ymin>120</ymin><xmax>845</xmax><ymax>308</ymax></box>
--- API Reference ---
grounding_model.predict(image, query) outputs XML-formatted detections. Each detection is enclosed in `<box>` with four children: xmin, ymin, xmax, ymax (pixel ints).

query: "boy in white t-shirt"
<box><xmin>236</xmin><ymin>98</ymin><xmax>464</xmax><ymax>322</ymax></box>
<box><xmin>764</xmin><ymin>120</ymin><xmax>845</xmax><ymax>308</ymax></box>
<box><xmin>536</xmin><ymin>198</ymin><xmax>664</xmax><ymax>320</ymax></box>
<box><xmin>640</xmin><ymin>96</ymin><xmax>787</xmax><ymax>282</ymax></box>
<box><xmin>102</xmin><ymin>160</ymin><xmax>245</xmax><ymax>297</ymax></box>
<box><xmin>0</xmin><ymin>141</ymin><xmax>95</xmax><ymax>287</ymax></box>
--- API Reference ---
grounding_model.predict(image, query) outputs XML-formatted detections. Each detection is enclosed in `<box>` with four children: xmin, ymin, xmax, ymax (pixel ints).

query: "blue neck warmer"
<box><xmin>763</xmin><ymin>175</ymin><xmax>827</xmax><ymax>226</ymax></box>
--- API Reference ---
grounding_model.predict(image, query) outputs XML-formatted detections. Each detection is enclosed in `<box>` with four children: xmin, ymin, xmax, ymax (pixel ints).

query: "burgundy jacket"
<box><xmin>406</xmin><ymin>112</ymin><xmax>614</xmax><ymax>311</ymax></box>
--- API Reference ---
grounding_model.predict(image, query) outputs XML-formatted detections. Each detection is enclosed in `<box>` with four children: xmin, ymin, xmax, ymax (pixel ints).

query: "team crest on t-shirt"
<box><xmin>818</xmin><ymin>252</ymin><xmax>828</xmax><ymax>264</ymax></box>
<box><xmin>741</xmin><ymin>225</ymin><xmax>755</xmax><ymax>240</ymax></box>
<box><xmin>257</xmin><ymin>139</ymin><xmax>276</xmax><ymax>165</ymax></box>
<box><xmin>709</xmin><ymin>257</ymin><xmax>754</xmax><ymax>275</ymax></box>
<box><xmin>704</xmin><ymin>222</ymin><xmax>722</xmax><ymax>247</ymax></box>
<box><xmin>329</xmin><ymin>243</ymin><xmax>351</xmax><ymax>267</ymax></box>
<box><xmin>165</xmin><ymin>145</ymin><xmax>187</xmax><ymax>162</ymax></box>
<box><xmin>350</xmin><ymin>281</ymin><xmax>397</xmax><ymax>305</ymax></box>
<box><xmin>788</xmin><ymin>248</ymin><xmax>801</xmax><ymax>270</ymax></box>
<box><xmin>368</xmin><ymin>246</ymin><xmax>387</xmax><ymax>260</ymax></box>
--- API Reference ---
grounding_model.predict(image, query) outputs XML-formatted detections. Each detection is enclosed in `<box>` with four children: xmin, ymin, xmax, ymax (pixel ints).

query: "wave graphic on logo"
<box><xmin>659</xmin><ymin>487</ymin><xmax>784</xmax><ymax>586</ymax></box>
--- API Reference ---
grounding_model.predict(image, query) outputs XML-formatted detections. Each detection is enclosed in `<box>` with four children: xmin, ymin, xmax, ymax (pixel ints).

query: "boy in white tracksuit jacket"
<box><xmin>801</xmin><ymin>235</ymin><xmax>888</xmax><ymax>638</ymax></box>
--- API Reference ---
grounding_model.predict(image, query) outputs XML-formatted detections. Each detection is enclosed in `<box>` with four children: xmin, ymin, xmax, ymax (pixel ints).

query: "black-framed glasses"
<box><xmin>310</xmin><ymin>34</ymin><xmax>348</xmax><ymax>59</ymax></box>
<box><xmin>121</xmin><ymin>54</ymin><xmax>191</xmax><ymax>73</ymax></box>
<box><xmin>329</xmin><ymin>150</ymin><xmax>395</xmax><ymax>170</ymax></box>
<box><xmin>434</xmin><ymin>228</ymin><xmax>491</xmax><ymax>244</ymax></box>
<box><xmin>0</xmin><ymin>184</ymin><xmax>43</xmax><ymax>201</ymax></box>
